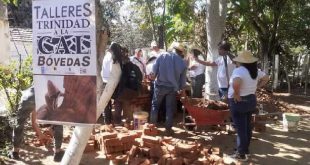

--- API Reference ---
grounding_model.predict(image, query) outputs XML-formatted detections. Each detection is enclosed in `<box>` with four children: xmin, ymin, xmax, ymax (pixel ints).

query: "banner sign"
<box><xmin>32</xmin><ymin>0</ymin><xmax>97</xmax><ymax>125</ymax></box>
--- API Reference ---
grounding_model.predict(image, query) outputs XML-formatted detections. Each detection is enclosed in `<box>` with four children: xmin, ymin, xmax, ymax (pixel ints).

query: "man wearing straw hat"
<box><xmin>149</xmin><ymin>42</ymin><xmax>187</xmax><ymax>135</ymax></box>
<box><xmin>227</xmin><ymin>50</ymin><xmax>269</xmax><ymax>161</ymax></box>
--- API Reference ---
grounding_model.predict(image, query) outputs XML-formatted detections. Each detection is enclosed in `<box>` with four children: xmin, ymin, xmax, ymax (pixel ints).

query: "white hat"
<box><xmin>234</xmin><ymin>50</ymin><xmax>258</xmax><ymax>63</ymax></box>
<box><xmin>151</xmin><ymin>41</ymin><xmax>158</xmax><ymax>47</ymax></box>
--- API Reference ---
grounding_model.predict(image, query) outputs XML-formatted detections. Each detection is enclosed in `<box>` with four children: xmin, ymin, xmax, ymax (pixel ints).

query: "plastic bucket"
<box><xmin>133</xmin><ymin>111</ymin><xmax>149</xmax><ymax>130</ymax></box>
<box><xmin>283</xmin><ymin>113</ymin><xmax>300</xmax><ymax>132</ymax></box>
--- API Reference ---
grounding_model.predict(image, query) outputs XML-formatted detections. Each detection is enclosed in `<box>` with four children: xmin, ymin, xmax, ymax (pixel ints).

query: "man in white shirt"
<box><xmin>146</xmin><ymin>41</ymin><xmax>161</xmax><ymax>76</ymax></box>
<box><xmin>194</xmin><ymin>41</ymin><xmax>235</xmax><ymax>99</ymax></box>
<box><xmin>130</xmin><ymin>49</ymin><xmax>146</xmax><ymax>77</ymax></box>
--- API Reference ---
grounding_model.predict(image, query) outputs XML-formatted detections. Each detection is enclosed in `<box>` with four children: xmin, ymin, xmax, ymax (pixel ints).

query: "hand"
<box><xmin>149</xmin><ymin>73</ymin><xmax>156</xmax><ymax>81</ymax></box>
<box><xmin>37</xmin><ymin>133</ymin><xmax>51</xmax><ymax>145</ymax></box>
<box><xmin>178</xmin><ymin>90</ymin><xmax>186</xmax><ymax>97</ymax></box>
<box><xmin>233</xmin><ymin>94</ymin><xmax>241</xmax><ymax>103</ymax></box>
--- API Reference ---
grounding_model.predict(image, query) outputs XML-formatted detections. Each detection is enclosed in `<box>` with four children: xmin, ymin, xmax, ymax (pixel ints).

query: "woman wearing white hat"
<box><xmin>227</xmin><ymin>50</ymin><xmax>269</xmax><ymax>161</ymax></box>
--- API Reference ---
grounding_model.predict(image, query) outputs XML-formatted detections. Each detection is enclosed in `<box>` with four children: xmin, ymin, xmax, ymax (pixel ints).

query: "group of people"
<box><xmin>188</xmin><ymin>41</ymin><xmax>269</xmax><ymax>161</ymax></box>
<box><xmin>8</xmin><ymin>40</ymin><xmax>269</xmax><ymax>163</ymax></box>
<box><xmin>111</xmin><ymin>40</ymin><xmax>269</xmax><ymax>162</ymax></box>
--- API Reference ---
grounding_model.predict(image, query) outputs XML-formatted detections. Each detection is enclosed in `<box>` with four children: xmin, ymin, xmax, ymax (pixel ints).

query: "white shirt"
<box><xmin>188</xmin><ymin>55</ymin><xmax>205</xmax><ymax>77</ymax></box>
<box><xmin>215</xmin><ymin>56</ymin><xmax>235</xmax><ymax>88</ymax></box>
<box><xmin>228</xmin><ymin>66</ymin><xmax>266</xmax><ymax>98</ymax></box>
<box><xmin>100</xmin><ymin>52</ymin><xmax>112</xmax><ymax>83</ymax></box>
<box><xmin>146</xmin><ymin>59</ymin><xmax>156</xmax><ymax>75</ymax></box>
<box><xmin>130</xmin><ymin>56</ymin><xmax>146</xmax><ymax>75</ymax></box>
<box><xmin>149</xmin><ymin>50</ymin><xmax>161</xmax><ymax>58</ymax></box>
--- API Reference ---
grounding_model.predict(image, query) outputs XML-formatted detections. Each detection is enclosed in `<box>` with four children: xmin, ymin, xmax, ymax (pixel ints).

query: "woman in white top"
<box><xmin>100</xmin><ymin>42</ymin><xmax>123</xmax><ymax>125</ymax></box>
<box><xmin>228</xmin><ymin>50</ymin><xmax>269</xmax><ymax>161</ymax></box>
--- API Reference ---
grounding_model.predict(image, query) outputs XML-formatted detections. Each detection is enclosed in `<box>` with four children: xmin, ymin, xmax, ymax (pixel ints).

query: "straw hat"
<box><xmin>234</xmin><ymin>50</ymin><xmax>258</xmax><ymax>63</ymax></box>
<box><xmin>170</xmin><ymin>42</ymin><xmax>185</xmax><ymax>52</ymax></box>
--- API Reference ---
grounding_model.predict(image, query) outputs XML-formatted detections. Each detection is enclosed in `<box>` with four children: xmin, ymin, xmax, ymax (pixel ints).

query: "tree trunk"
<box><xmin>292</xmin><ymin>55</ymin><xmax>298</xmax><ymax>83</ymax></box>
<box><xmin>272</xmin><ymin>54</ymin><xmax>279</xmax><ymax>90</ymax></box>
<box><xmin>304</xmin><ymin>54</ymin><xmax>309</xmax><ymax>95</ymax></box>
<box><xmin>204</xmin><ymin>0</ymin><xmax>227</xmax><ymax>100</ymax></box>
<box><xmin>259</xmin><ymin>37</ymin><xmax>269</xmax><ymax>73</ymax></box>
<box><xmin>282</xmin><ymin>54</ymin><xmax>291</xmax><ymax>93</ymax></box>
<box><xmin>296</xmin><ymin>53</ymin><xmax>302</xmax><ymax>83</ymax></box>
<box><xmin>60</xmin><ymin>1</ymin><xmax>121</xmax><ymax>164</ymax></box>
<box><xmin>146</xmin><ymin>0</ymin><xmax>157</xmax><ymax>42</ymax></box>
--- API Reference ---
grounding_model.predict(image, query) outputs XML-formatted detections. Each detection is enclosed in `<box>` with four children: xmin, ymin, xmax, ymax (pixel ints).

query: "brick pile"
<box><xmin>95</xmin><ymin>123</ymin><xmax>227</xmax><ymax>165</ymax></box>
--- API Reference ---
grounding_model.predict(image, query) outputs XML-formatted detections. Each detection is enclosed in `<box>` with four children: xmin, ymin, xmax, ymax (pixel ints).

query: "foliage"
<box><xmin>1</xmin><ymin>0</ymin><xmax>18</xmax><ymax>6</ymax></box>
<box><xmin>0</xmin><ymin>55</ymin><xmax>33</xmax><ymax>115</ymax></box>
<box><xmin>0</xmin><ymin>116</ymin><xmax>12</xmax><ymax>156</ymax></box>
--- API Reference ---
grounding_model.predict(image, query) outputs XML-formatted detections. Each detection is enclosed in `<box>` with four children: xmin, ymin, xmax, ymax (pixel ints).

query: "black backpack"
<box><xmin>112</xmin><ymin>61</ymin><xmax>143</xmax><ymax>99</ymax></box>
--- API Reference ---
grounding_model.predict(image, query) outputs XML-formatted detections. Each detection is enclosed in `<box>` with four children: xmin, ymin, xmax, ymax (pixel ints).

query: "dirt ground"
<box><xmin>1</xmin><ymin>90</ymin><xmax>309</xmax><ymax>165</ymax></box>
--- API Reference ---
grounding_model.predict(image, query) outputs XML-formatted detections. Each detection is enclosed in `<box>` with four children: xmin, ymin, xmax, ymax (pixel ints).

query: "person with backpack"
<box><xmin>111</xmin><ymin>47</ymin><xmax>143</xmax><ymax>123</ymax></box>
<box><xmin>150</xmin><ymin>42</ymin><xmax>187</xmax><ymax>136</ymax></box>
<box><xmin>193</xmin><ymin>41</ymin><xmax>235</xmax><ymax>100</ymax></box>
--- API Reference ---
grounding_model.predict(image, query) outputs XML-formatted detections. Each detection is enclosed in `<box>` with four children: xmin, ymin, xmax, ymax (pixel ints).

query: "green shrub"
<box><xmin>0</xmin><ymin>55</ymin><xmax>33</xmax><ymax>115</ymax></box>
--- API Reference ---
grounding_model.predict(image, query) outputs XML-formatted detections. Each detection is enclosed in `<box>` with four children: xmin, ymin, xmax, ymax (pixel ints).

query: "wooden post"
<box><xmin>60</xmin><ymin>1</ymin><xmax>121</xmax><ymax>164</ymax></box>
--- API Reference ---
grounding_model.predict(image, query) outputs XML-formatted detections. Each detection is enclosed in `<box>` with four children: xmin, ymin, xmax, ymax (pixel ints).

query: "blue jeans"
<box><xmin>191</xmin><ymin>73</ymin><xmax>205</xmax><ymax>98</ymax></box>
<box><xmin>150</xmin><ymin>85</ymin><xmax>176</xmax><ymax>130</ymax></box>
<box><xmin>218</xmin><ymin>88</ymin><xmax>228</xmax><ymax>98</ymax></box>
<box><xmin>228</xmin><ymin>94</ymin><xmax>257</xmax><ymax>155</ymax></box>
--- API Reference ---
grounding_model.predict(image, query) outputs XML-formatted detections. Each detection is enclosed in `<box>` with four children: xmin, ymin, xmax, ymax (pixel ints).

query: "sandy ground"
<box><xmin>1</xmin><ymin>92</ymin><xmax>309</xmax><ymax>165</ymax></box>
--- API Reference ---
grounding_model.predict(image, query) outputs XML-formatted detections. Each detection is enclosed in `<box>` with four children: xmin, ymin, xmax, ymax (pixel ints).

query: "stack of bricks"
<box><xmin>95</xmin><ymin>126</ymin><xmax>228</xmax><ymax>165</ymax></box>
<box><xmin>96</xmin><ymin>129</ymin><xmax>141</xmax><ymax>159</ymax></box>
<box><xmin>84</xmin><ymin>135</ymin><xmax>97</xmax><ymax>153</ymax></box>
<box><xmin>174</xmin><ymin>141</ymin><xmax>201</xmax><ymax>164</ymax></box>
<box><xmin>143</xmin><ymin>123</ymin><xmax>158</xmax><ymax>136</ymax></box>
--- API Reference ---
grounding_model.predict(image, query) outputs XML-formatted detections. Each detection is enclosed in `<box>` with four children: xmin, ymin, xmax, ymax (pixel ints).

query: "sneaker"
<box><xmin>8</xmin><ymin>151</ymin><xmax>20</xmax><ymax>160</ymax></box>
<box><xmin>53</xmin><ymin>150</ymin><xmax>64</xmax><ymax>162</ymax></box>
<box><xmin>228</xmin><ymin>153</ymin><xmax>248</xmax><ymax>162</ymax></box>
<box><xmin>233</xmin><ymin>148</ymin><xmax>250</xmax><ymax>157</ymax></box>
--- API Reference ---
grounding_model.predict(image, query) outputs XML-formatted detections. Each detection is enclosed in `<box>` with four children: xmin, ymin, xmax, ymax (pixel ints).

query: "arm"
<box><xmin>150</xmin><ymin>56</ymin><xmax>160</xmax><ymax>80</ymax></box>
<box><xmin>232</xmin><ymin>77</ymin><xmax>242</xmax><ymax>102</ymax></box>
<box><xmin>194</xmin><ymin>56</ymin><xmax>217</xmax><ymax>66</ymax></box>
<box><xmin>31</xmin><ymin>110</ymin><xmax>49</xmax><ymax>143</ymax></box>
<box><xmin>257</xmin><ymin>75</ymin><xmax>269</xmax><ymax>88</ymax></box>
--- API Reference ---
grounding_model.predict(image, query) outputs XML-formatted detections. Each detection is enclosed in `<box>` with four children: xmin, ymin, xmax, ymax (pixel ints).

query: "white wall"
<box><xmin>0</xmin><ymin>2</ymin><xmax>10</xmax><ymax>65</ymax></box>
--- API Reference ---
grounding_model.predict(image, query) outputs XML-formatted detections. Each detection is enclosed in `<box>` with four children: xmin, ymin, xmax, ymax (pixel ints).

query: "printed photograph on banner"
<box><xmin>32</xmin><ymin>0</ymin><xmax>96</xmax><ymax>76</ymax></box>
<box><xmin>34</xmin><ymin>75</ymin><xmax>96</xmax><ymax>124</ymax></box>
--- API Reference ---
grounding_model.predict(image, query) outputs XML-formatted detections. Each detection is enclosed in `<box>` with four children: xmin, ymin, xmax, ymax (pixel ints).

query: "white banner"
<box><xmin>32</xmin><ymin>0</ymin><xmax>96</xmax><ymax>75</ymax></box>
<box><xmin>32</xmin><ymin>0</ymin><xmax>97</xmax><ymax>125</ymax></box>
